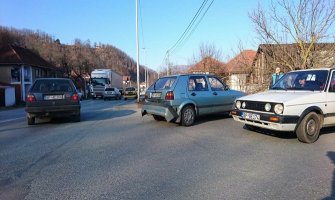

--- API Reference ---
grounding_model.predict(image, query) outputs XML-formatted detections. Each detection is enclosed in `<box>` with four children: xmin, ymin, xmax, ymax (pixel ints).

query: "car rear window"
<box><xmin>150</xmin><ymin>77</ymin><xmax>177</xmax><ymax>90</ymax></box>
<box><xmin>31</xmin><ymin>79</ymin><xmax>74</xmax><ymax>93</ymax></box>
<box><xmin>125</xmin><ymin>87</ymin><xmax>135</xmax><ymax>91</ymax></box>
<box><xmin>105</xmin><ymin>88</ymin><xmax>115</xmax><ymax>91</ymax></box>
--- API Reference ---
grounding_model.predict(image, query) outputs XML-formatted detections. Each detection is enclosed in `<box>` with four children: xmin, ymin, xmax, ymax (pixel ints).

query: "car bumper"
<box><xmin>124</xmin><ymin>94</ymin><xmax>137</xmax><ymax>99</ymax></box>
<box><xmin>141</xmin><ymin>102</ymin><xmax>178</xmax><ymax>122</ymax></box>
<box><xmin>104</xmin><ymin>94</ymin><xmax>118</xmax><ymax>98</ymax></box>
<box><xmin>231</xmin><ymin>110</ymin><xmax>299</xmax><ymax>131</ymax></box>
<box><xmin>25</xmin><ymin>105</ymin><xmax>81</xmax><ymax>117</ymax></box>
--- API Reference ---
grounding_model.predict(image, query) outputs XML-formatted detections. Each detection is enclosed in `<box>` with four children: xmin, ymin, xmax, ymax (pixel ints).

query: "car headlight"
<box><xmin>274</xmin><ymin>104</ymin><xmax>284</xmax><ymax>114</ymax></box>
<box><xmin>242</xmin><ymin>102</ymin><xmax>246</xmax><ymax>109</ymax></box>
<box><xmin>265</xmin><ymin>103</ymin><xmax>271</xmax><ymax>112</ymax></box>
<box><xmin>236</xmin><ymin>101</ymin><xmax>241</xmax><ymax>109</ymax></box>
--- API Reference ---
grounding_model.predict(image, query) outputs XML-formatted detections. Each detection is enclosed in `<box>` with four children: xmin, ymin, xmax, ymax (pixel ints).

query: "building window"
<box><xmin>11</xmin><ymin>67</ymin><xmax>21</xmax><ymax>82</ymax></box>
<box><xmin>24</xmin><ymin>66</ymin><xmax>31</xmax><ymax>82</ymax></box>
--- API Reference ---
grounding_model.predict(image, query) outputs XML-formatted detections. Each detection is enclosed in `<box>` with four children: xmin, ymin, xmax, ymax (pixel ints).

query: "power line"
<box><xmin>162</xmin><ymin>0</ymin><xmax>215</xmax><ymax>67</ymax></box>
<box><xmin>177</xmin><ymin>0</ymin><xmax>215</xmax><ymax>52</ymax></box>
<box><xmin>167</xmin><ymin>0</ymin><xmax>209</xmax><ymax>54</ymax></box>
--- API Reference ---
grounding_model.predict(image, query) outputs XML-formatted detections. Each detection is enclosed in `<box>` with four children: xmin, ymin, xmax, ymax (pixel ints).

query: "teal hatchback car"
<box><xmin>141</xmin><ymin>74</ymin><xmax>245</xmax><ymax>126</ymax></box>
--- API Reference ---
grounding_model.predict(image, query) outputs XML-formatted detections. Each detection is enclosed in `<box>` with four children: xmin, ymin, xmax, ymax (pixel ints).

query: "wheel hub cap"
<box><xmin>306</xmin><ymin>119</ymin><xmax>316</xmax><ymax>136</ymax></box>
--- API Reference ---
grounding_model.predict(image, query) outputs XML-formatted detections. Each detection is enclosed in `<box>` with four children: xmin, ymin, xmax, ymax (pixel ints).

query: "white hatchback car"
<box><xmin>231</xmin><ymin>68</ymin><xmax>335</xmax><ymax>143</ymax></box>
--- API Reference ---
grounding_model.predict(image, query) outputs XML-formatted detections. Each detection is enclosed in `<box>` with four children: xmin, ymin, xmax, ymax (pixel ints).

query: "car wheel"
<box><xmin>296</xmin><ymin>112</ymin><xmax>321</xmax><ymax>143</ymax></box>
<box><xmin>153</xmin><ymin>115</ymin><xmax>165</xmax><ymax>121</ymax></box>
<box><xmin>73</xmin><ymin>112</ymin><xmax>81</xmax><ymax>122</ymax></box>
<box><xmin>27</xmin><ymin>116</ymin><xmax>35</xmax><ymax>125</ymax></box>
<box><xmin>124</xmin><ymin>98</ymin><xmax>127</xmax><ymax>100</ymax></box>
<box><xmin>181</xmin><ymin>105</ymin><xmax>195</xmax><ymax>126</ymax></box>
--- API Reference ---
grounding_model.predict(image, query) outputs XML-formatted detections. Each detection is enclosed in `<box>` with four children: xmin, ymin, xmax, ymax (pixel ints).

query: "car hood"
<box><xmin>237</xmin><ymin>90</ymin><xmax>325</xmax><ymax>105</ymax></box>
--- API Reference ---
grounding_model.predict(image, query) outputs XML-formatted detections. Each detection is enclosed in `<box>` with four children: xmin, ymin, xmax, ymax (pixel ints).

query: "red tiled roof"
<box><xmin>223</xmin><ymin>50</ymin><xmax>256</xmax><ymax>74</ymax></box>
<box><xmin>0</xmin><ymin>45</ymin><xmax>57</xmax><ymax>69</ymax></box>
<box><xmin>188</xmin><ymin>57</ymin><xmax>226</xmax><ymax>73</ymax></box>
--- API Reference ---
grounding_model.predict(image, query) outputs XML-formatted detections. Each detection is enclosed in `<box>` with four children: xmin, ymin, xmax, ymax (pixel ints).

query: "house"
<box><xmin>188</xmin><ymin>57</ymin><xmax>225</xmax><ymax>74</ymax></box>
<box><xmin>0</xmin><ymin>45</ymin><xmax>63</xmax><ymax>104</ymax></box>
<box><xmin>220</xmin><ymin>50</ymin><xmax>256</xmax><ymax>92</ymax></box>
<box><xmin>252</xmin><ymin>43</ymin><xmax>335</xmax><ymax>90</ymax></box>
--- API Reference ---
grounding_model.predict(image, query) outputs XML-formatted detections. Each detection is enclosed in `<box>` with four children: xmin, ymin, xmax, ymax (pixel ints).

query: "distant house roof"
<box><xmin>0</xmin><ymin>45</ymin><xmax>58</xmax><ymax>70</ymax></box>
<box><xmin>223</xmin><ymin>50</ymin><xmax>256</xmax><ymax>74</ymax></box>
<box><xmin>188</xmin><ymin>57</ymin><xmax>226</xmax><ymax>73</ymax></box>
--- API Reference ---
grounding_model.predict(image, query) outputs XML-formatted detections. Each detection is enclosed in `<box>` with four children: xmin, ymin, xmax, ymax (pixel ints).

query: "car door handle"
<box><xmin>213</xmin><ymin>92</ymin><xmax>218</xmax><ymax>96</ymax></box>
<box><xmin>191</xmin><ymin>92</ymin><xmax>196</xmax><ymax>96</ymax></box>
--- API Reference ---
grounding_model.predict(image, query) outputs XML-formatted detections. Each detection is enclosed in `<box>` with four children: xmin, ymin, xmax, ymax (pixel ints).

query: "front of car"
<box><xmin>231</xmin><ymin>69</ymin><xmax>329</xmax><ymax>132</ymax></box>
<box><xmin>124</xmin><ymin>87</ymin><xmax>137</xmax><ymax>100</ymax></box>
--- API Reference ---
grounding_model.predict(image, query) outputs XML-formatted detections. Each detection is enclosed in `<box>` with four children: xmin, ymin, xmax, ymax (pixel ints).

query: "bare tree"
<box><xmin>250</xmin><ymin>0</ymin><xmax>335</xmax><ymax>70</ymax></box>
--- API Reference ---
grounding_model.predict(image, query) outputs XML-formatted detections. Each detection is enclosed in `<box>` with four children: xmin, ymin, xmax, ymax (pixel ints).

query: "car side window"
<box><xmin>208</xmin><ymin>76</ymin><xmax>226</xmax><ymax>91</ymax></box>
<box><xmin>329</xmin><ymin>72</ymin><xmax>335</xmax><ymax>92</ymax></box>
<box><xmin>188</xmin><ymin>76</ymin><xmax>208</xmax><ymax>91</ymax></box>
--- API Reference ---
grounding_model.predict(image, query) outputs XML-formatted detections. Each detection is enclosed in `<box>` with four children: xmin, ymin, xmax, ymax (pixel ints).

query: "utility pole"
<box><xmin>166</xmin><ymin>50</ymin><xmax>170</xmax><ymax>76</ymax></box>
<box><xmin>136</xmin><ymin>0</ymin><xmax>140</xmax><ymax>102</ymax></box>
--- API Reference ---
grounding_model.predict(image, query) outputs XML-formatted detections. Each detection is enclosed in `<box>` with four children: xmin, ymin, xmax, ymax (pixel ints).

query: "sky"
<box><xmin>0</xmin><ymin>0</ymin><xmax>270</xmax><ymax>72</ymax></box>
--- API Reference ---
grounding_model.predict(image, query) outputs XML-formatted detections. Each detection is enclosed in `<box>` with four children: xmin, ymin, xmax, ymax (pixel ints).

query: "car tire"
<box><xmin>296</xmin><ymin>112</ymin><xmax>321</xmax><ymax>143</ymax></box>
<box><xmin>27</xmin><ymin>116</ymin><xmax>35</xmax><ymax>125</ymax></box>
<box><xmin>124</xmin><ymin>98</ymin><xmax>127</xmax><ymax>100</ymax></box>
<box><xmin>73</xmin><ymin>112</ymin><xmax>81</xmax><ymax>122</ymax></box>
<box><xmin>153</xmin><ymin>115</ymin><xmax>165</xmax><ymax>121</ymax></box>
<box><xmin>181</xmin><ymin>105</ymin><xmax>195</xmax><ymax>126</ymax></box>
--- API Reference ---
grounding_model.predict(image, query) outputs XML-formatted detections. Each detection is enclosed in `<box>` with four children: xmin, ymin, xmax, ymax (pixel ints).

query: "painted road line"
<box><xmin>0</xmin><ymin>117</ymin><xmax>25</xmax><ymax>124</ymax></box>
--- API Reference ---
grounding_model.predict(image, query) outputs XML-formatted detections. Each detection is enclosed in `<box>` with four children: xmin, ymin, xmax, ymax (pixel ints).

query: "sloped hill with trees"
<box><xmin>0</xmin><ymin>26</ymin><xmax>154</xmax><ymax>82</ymax></box>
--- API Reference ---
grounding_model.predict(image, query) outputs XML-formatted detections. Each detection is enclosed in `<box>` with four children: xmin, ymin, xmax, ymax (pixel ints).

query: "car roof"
<box><xmin>292</xmin><ymin>67</ymin><xmax>334</xmax><ymax>72</ymax></box>
<box><xmin>35</xmin><ymin>78</ymin><xmax>71</xmax><ymax>80</ymax></box>
<box><xmin>158</xmin><ymin>73</ymin><xmax>216</xmax><ymax>79</ymax></box>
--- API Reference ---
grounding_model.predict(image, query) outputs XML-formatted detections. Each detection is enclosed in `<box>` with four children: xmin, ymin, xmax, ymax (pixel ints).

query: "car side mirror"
<box><xmin>224</xmin><ymin>85</ymin><xmax>229</xmax><ymax>90</ymax></box>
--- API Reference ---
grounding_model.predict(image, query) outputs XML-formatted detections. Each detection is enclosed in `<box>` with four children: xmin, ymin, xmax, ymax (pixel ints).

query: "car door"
<box><xmin>187</xmin><ymin>75</ymin><xmax>212</xmax><ymax>115</ymax></box>
<box><xmin>325</xmin><ymin>69</ymin><xmax>335</xmax><ymax>126</ymax></box>
<box><xmin>207</xmin><ymin>76</ymin><xmax>236</xmax><ymax>112</ymax></box>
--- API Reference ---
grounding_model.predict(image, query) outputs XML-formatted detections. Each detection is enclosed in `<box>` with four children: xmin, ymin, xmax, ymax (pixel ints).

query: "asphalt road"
<box><xmin>0</xmin><ymin>99</ymin><xmax>335</xmax><ymax>200</ymax></box>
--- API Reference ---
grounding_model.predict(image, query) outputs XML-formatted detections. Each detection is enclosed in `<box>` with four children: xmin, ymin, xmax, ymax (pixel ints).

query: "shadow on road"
<box><xmin>242</xmin><ymin>125</ymin><xmax>335</xmax><ymax>141</ymax></box>
<box><xmin>323</xmin><ymin>151</ymin><xmax>335</xmax><ymax>200</ymax></box>
<box><xmin>193</xmin><ymin>112</ymin><xmax>231</xmax><ymax>126</ymax></box>
<box><xmin>242</xmin><ymin>125</ymin><xmax>297</xmax><ymax>140</ymax></box>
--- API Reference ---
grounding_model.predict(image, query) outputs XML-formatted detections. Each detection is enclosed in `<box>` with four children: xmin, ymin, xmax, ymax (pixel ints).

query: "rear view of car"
<box><xmin>142</xmin><ymin>74</ymin><xmax>245</xmax><ymax>126</ymax></box>
<box><xmin>25</xmin><ymin>78</ymin><xmax>81</xmax><ymax>125</ymax></box>
<box><xmin>103</xmin><ymin>87</ymin><xmax>121</xmax><ymax>100</ymax></box>
<box><xmin>124</xmin><ymin>87</ymin><xmax>137</xmax><ymax>100</ymax></box>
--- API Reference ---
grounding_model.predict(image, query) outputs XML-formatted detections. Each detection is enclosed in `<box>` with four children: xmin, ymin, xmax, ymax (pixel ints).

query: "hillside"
<box><xmin>0</xmin><ymin>26</ymin><xmax>155</xmax><ymax>82</ymax></box>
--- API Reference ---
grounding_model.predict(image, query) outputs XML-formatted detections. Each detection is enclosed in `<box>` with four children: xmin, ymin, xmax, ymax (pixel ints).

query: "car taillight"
<box><xmin>71</xmin><ymin>94</ymin><xmax>79</xmax><ymax>101</ymax></box>
<box><xmin>26</xmin><ymin>94</ymin><xmax>36</xmax><ymax>102</ymax></box>
<box><xmin>165</xmin><ymin>91</ymin><xmax>174</xmax><ymax>100</ymax></box>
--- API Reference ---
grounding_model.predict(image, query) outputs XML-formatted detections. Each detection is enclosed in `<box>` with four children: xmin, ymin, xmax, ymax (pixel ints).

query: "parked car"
<box><xmin>231</xmin><ymin>68</ymin><xmax>335</xmax><ymax>143</ymax></box>
<box><xmin>103</xmin><ymin>87</ymin><xmax>121</xmax><ymax>100</ymax></box>
<box><xmin>25</xmin><ymin>78</ymin><xmax>81</xmax><ymax>125</ymax></box>
<box><xmin>124</xmin><ymin>87</ymin><xmax>137</xmax><ymax>100</ymax></box>
<box><xmin>141</xmin><ymin>74</ymin><xmax>245</xmax><ymax>126</ymax></box>
<box><xmin>118</xmin><ymin>88</ymin><xmax>124</xmax><ymax>95</ymax></box>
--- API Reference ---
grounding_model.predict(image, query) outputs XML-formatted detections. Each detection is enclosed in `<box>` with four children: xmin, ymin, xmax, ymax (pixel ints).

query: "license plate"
<box><xmin>242</xmin><ymin>112</ymin><xmax>260</xmax><ymax>121</ymax></box>
<box><xmin>44</xmin><ymin>95</ymin><xmax>64</xmax><ymax>100</ymax></box>
<box><xmin>151</xmin><ymin>92</ymin><xmax>161</xmax><ymax>98</ymax></box>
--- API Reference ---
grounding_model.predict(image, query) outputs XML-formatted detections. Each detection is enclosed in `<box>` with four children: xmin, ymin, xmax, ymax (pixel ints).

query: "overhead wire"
<box><xmin>162</xmin><ymin>0</ymin><xmax>215</xmax><ymax>67</ymax></box>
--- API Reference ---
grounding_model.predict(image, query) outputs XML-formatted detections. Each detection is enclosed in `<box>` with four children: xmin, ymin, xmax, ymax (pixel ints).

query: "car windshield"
<box><xmin>91</xmin><ymin>78</ymin><xmax>107</xmax><ymax>86</ymax></box>
<box><xmin>31</xmin><ymin>79</ymin><xmax>74</xmax><ymax>93</ymax></box>
<box><xmin>271</xmin><ymin>70</ymin><xmax>329</xmax><ymax>91</ymax></box>
<box><xmin>149</xmin><ymin>77</ymin><xmax>177</xmax><ymax>90</ymax></box>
